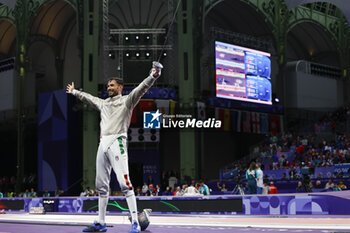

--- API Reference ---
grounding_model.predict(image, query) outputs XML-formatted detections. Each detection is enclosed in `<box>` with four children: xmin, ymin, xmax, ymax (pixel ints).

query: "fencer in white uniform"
<box><xmin>66</xmin><ymin>63</ymin><xmax>162</xmax><ymax>233</ymax></box>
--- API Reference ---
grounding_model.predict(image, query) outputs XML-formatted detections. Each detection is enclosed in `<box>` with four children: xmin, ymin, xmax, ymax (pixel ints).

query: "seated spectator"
<box><xmin>141</xmin><ymin>182</ymin><xmax>148</xmax><ymax>196</ymax></box>
<box><xmin>308</xmin><ymin>181</ymin><xmax>313</xmax><ymax>190</ymax></box>
<box><xmin>338</xmin><ymin>181</ymin><xmax>347</xmax><ymax>190</ymax></box>
<box><xmin>279</xmin><ymin>155</ymin><xmax>287</xmax><ymax>168</ymax></box>
<box><xmin>22</xmin><ymin>189</ymin><xmax>31</xmax><ymax>198</ymax></box>
<box><xmin>30</xmin><ymin>188</ymin><xmax>37</xmax><ymax>198</ymax></box>
<box><xmin>199</xmin><ymin>180</ymin><xmax>210</xmax><ymax>195</ymax></box>
<box><xmin>272</xmin><ymin>161</ymin><xmax>278</xmax><ymax>170</ymax></box>
<box><xmin>296</xmin><ymin>181</ymin><xmax>306</xmax><ymax>193</ymax></box>
<box><xmin>155</xmin><ymin>184</ymin><xmax>161</xmax><ymax>196</ymax></box>
<box><xmin>333</xmin><ymin>183</ymin><xmax>342</xmax><ymax>191</ymax></box>
<box><xmin>134</xmin><ymin>186</ymin><xmax>142</xmax><ymax>196</ymax></box>
<box><xmin>268</xmin><ymin>182</ymin><xmax>278</xmax><ymax>194</ymax></box>
<box><xmin>173</xmin><ymin>186</ymin><xmax>182</xmax><ymax>196</ymax></box>
<box><xmin>42</xmin><ymin>189</ymin><xmax>50</xmax><ymax>197</ymax></box>
<box><xmin>7</xmin><ymin>191</ymin><xmax>14</xmax><ymax>197</ymax></box>
<box><xmin>183</xmin><ymin>184</ymin><xmax>200</xmax><ymax>196</ymax></box>
<box><xmin>93</xmin><ymin>188</ymin><xmax>98</xmax><ymax>196</ymax></box>
<box><xmin>262</xmin><ymin>182</ymin><xmax>270</xmax><ymax>195</ymax></box>
<box><xmin>83</xmin><ymin>187</ymin><xmax>94</xmax><ymax>197</ymax></box>
<box><xmin>195</xmin><ymin>182</ymin><xmax>200</xmax><ymax>190</ymax></box>
<box><xmin>221</xmin><ymin>183</ymin><xmax>228</xmax><ymax>192</ymax></box>
<box><xmin>296</xmin><ymin>144</ymin><xmax>305</xmax><ymax>154</ymax></box>
<box><xmin>325</xmin><ymin>179</ymin><xmax>334</xmax><ymax>190</ymax></box>
<box><xmin>146</xmin><ymin>184</ymin><xmax>156</xmax><ymax>196</ymax></box>
<box><xmin>217</xmin><ymin>182</ymin><xmax>228</xmax><ymax>192</ymax></box>
<box><xmin>182</xmin><ymin>184</ymin><xmax>188</xmax><ymax>193</ymax></box>
<box><xmin>315</xmin><ymin>180</ymin><xmax>322</xmax><ymax>189</ymax></box>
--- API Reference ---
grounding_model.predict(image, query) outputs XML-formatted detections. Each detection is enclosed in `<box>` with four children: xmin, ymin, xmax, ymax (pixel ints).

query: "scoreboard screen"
<box><xmin>215</xmin><ymin>41</ymin><xmax>272</xmax><ymax>105</ymax></box>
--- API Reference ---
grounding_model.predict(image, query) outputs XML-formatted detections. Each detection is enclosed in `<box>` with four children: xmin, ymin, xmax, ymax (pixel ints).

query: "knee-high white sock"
<box><xmin>98</xmin><ymin>195</ymin><xmax>108</xmax><ymax>225</ymax></box>
<box><xmin>125</xmin><ymin>190</ymin><xmax>139</xmax><ymax>225</ymax></box>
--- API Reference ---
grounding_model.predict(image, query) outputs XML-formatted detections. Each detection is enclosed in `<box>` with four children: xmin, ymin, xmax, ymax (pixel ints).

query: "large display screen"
<box><xmin>215</xmin><ymin>41</ymin><xmax>272</xmax><ymax>105</ymax></box>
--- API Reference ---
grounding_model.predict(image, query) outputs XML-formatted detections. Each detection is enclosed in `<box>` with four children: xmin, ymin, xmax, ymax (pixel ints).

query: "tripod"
<box><xmin>302</xmin><ymin>174</ymin><xmax>312</xmax><ymax>193</ymax></box>
<box><xmin>232</xmin><ymin>184</ymin><xmax>245</xmax><ymax>195</ymax></box>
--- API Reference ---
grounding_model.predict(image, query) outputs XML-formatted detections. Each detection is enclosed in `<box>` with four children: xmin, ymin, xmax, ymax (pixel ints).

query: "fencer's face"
<box><xmin>107</xmin><ymin>80</ymin><xmax>123</xmax><ymax>97</ymax></box>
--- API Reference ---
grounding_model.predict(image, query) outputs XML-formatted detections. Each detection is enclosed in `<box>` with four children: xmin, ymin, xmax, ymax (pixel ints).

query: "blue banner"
<box><xmin>334</xmin><ymin>163</ymin><xmax>350</xmax><ymax>176</ymax></box>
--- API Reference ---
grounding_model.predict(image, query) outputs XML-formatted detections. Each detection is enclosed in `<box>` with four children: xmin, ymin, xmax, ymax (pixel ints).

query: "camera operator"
<box><xmin>300</xmin><ymin>163</ymin><xmax>313</xmax><ymax>193</ymax></box>
<box><xmin>231</xmin><ymin>171</ymin><xmax>245</xmax><ymax>195</ymax></box>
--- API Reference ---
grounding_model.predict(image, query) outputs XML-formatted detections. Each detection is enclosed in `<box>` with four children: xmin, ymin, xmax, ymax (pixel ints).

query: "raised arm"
<box><xmin>125</xmin><ymin>65</ymin><xmax>161</xmax><ymax>109</ymax></box>
<box><xmin>66</xmin><ymin>82</ymin><xmax>103</xmax><ymax>111</ymax></box>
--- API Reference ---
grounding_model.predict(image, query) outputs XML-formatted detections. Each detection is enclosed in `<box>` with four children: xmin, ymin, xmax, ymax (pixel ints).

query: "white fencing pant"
<box><xmin>95</xmin><ymin>137</ymin><xmax>138</xmax><ymax>226</ymax></box>
<box><xmin>96</xmin><ymin>137</ymin><xmax>132</xmax><ymax>195</ymax></box>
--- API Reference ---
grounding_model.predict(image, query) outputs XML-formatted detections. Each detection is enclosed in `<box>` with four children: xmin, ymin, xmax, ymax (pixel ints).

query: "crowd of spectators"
<box><xmin>223</xmin><ymin>104</ymin><xmax>350</xmax><ymax>172</ymax></box>
<box><xmin>223</xmin><ymin>130</ymin><xmax>350</xmax><ymax>176</ymax></box>
<box><xmin>0</xmin><ymin>172</ymin><xmax>67</xmax><ymax>198</ymax></box>
<box><xmin>0</xmin><ymin>174</ymin><xmax>41</xmax><ymax>198</ymax></box>
<box><xmin>243</xmin><ymin>131</ymin><xmax>350</xmax><ymax>173</ymax></box>
<box><xmin>219</xmin><ymin>129</ymin><xmax>350</xmax><ymax>193</ymax></box>
<box><xmin>219</xmin><ymin>105</ymin><xmax>350</xmax><ymax>194</ymax></box>
<box><xmin>80</xmin><ymin>187</ymin><xmax>97</xmax><ymax>197</ymax></box>
<box><xmin>0</xmin><ymin>185</ymin><xmax>65</xmax><ymax>198</ymax></box>
<box><xmin>133</xmin><ymin>175</ymin><xmax>211</xmax><ymax>197</ymax></box>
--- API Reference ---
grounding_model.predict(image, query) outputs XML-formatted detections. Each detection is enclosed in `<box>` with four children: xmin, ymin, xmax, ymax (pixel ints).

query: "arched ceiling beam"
<box><xmin>47</xmin><ymin>2</ymin><xmax>69</xmax><ymax>37</ymax></box>
<box><xmin>36</xmin><ymin>0</ymin><xmax>76</xmax><ymax>12</ymax></box>
<box><xmin>203</xmin><ymin>0</ymin><xmax>275</xmax><ymax>33</ymax></box>
<box><xmin>0</xmin><ymin>4</ymin><xmax>15</xmax><ymax>24</ymax></box>
<box><xmin>0</xmin><ymin>20</ymin><xmax>13</xmax><ymax>41</ymax></box>
<box><xmin>288</xmin><ymin>4</ymin><xmax>339</xmax><ymax>42</ymax></box>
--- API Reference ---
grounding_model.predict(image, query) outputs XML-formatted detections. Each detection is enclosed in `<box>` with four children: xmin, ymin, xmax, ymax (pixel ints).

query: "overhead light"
<box><xmin>125</xmin><ymin>52</ymin><xmax>130</xmax><ymax>57</ymax></box>
<box><xmin>146</xmin><ymin>52</ymin><xmax>150</xmax><ymax>57</ymax></box>
<box><xmin>108</xmin><ymin>51</ymin><xmax>115</xmax><ymax>59</ymax></box>
<box><xmin>163</xmin><ymin>52</ymin><xmax>167</xmax><ymax>57</ymax></box>
<box><xmin>135</xmin><ymin>35</ymin><xmax>139</xmax><ymax>40</ymax></box>
<box><xmin>136</xmin><ymin>52</ymin><xmax>140</xmax><ymax>57</ymax></box>
<box><xmin>125</xmin><ymin>36</ymin><xmax>129</xmax><ymax>41</ymax></box>
<box><xmin>146</xmin><ymin>35</ymin><xmax>150</xmax><ymax>40</ymax></box>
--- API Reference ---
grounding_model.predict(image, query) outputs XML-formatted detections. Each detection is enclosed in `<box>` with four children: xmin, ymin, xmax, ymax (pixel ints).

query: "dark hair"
<box><xmin>249</xmin><ymin>161</ymin><xmax>256</xmax><ymax>171</ymax></box>
<box><xmin>108</xmin><ymin>77</ymin><xmax>123</xmax><ymax>85</ymax></box>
